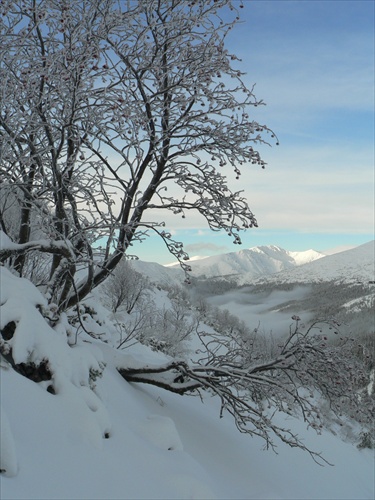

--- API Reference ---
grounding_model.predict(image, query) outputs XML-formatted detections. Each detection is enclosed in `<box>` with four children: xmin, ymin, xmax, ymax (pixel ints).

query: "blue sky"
<box><xmin>133</xmin><ymin>0</ymin><xmax>374</xmax><ymax>264</ymax></box>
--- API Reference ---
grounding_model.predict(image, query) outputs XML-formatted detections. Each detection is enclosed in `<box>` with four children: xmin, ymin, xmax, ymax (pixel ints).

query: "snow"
<box><xmin>0</xmin><ymin>405</ymin><xmax>18</xmax><ymax>477</ymax></box>
<box><xmin>343</xmin><ymin>294</ymin><xmax>375</xmax><ymax>312</ymax></box>
<box><xmin>0</xmin><ymin>231</ymin><xmax>19</xmax><ymax>251</ymax></box>
<box><xmin>131</xmin><ymin>259</ymin><xmax>183</xmax><ymax>286</ymax></box>
<box><xmin>1</xmin><ymin>361</ymin><xmax>374</xmax><ymax>499</ymax></box>
<box><xmin>288</xmin><ymin>248</ymin><xmax>325</xmax><ymax>266</ymax></box>
<box><xmin>165</xmin><ymin>255</ymin><xmax>210</xmax><ymax>266</ymax></box>
<box><xmin>129</xmin><ymin>242</ymin><xmax>373</xmax><ymax>288</ymax></box>
<box><xmin>1</xmin><ymin>265</ymin><xmax>374</xmax><ymax>499</ymax></box>
<box><xmin>0</xmin><ymin>230</ymin><xmax>74</xmax><ymax>257</ymax></box>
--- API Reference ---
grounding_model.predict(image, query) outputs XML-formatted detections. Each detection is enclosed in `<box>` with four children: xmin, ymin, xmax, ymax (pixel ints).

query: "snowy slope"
<box><xmin>255</xmin><ymin>241</ymin><xmax>375</xmax><ymax>285</ymax></box>
<box><xmin>130</xmin><ymin>259</ymin><xmax>183</xmax><ymax>286</ymax></box>
<box><xmin>2</xmin><ymin>352</ymin><xmax>374</xmax><ymax>500</ymax></box>
<box><xmin>1</xmin><ymin>263</ymin><xmax>374</xmax><ymax>500</ymax></box>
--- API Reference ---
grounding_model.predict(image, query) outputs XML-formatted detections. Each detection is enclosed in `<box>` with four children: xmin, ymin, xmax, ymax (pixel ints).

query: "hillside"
<box><xmin>1</xmin><ymin>266</ymin><xmax>374</xmax><ymax>500</ymax></box>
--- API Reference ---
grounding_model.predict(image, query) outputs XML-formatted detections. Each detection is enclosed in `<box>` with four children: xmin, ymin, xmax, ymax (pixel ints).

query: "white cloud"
<box><xmin>184</xmin><ymin>242</ymin><xmax>230</xmax><ymax>254</ymax></box>
<box><xmin>240</xmin><ymin>143</ymin><xmax>374</xmax><ymax>233</ymax></box>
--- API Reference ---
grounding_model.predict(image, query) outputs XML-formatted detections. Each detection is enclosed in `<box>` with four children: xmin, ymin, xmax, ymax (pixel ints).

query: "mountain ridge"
<box><xmin>131</xmin><ymin>244</ymin><xmax>325</xmax><ymax>285</ymax></box>
<box><xmin>130</xmin><ymin>241</ymin><xmax>374</xmax><ymax>287</ymax></box>
<box><xmin>165</xmin><ymin>244</ymin><xmax>325</xmax><ymax>280</ymax></box>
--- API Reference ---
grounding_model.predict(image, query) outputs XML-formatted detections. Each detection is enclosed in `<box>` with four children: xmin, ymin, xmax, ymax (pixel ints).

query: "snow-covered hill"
<box><xmin>255</xmin><ymin>241</ymin><xmax>375</xmax><ymax>286</ymax></box>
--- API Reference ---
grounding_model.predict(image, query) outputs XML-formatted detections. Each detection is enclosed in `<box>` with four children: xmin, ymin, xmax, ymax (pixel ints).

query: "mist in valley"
<box><xmin>202</xmin><ymin>281</ymin><xmax>374</xmax><ymax>340</ymax></box>
<box><xmin>205</xmin><ymin>285</ymin><xmax>314</xmax><ymax>338</ymax></box>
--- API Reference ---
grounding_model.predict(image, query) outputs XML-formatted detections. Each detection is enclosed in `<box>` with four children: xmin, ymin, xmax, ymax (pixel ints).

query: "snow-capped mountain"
<box><xmin>167</xmin><ymin>245</ymin><xmax>325</xmax><ymax>280</ymax></box>
<box><xmin>131</xmin><ymin>242</ymin><xmax>374</xmax><ymax>288</ymax></box>
<box><xmin>255</xmin><ymin>241</ymin><xmax>375</xmax><ymax>286</ymax></box>
<box><xmin>130</xmin><ymin>245</ymin><xmax>325</xmax><ymax>285</ymax></box>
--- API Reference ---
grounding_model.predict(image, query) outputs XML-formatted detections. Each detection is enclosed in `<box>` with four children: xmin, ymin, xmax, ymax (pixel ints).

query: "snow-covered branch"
<box><xmin>0</xmin><ymin>231</ymin><xmax>74</xmax><ymax>261</ymax></box>
<box><xmin>118</xmin><ymin>317</ymin><xmax>374</xmax><ymax>464</ymax></box>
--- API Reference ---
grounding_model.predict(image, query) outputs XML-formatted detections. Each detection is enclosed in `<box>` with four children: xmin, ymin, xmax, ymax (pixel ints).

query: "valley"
<box><xmin>134</xmin><ymin>240</ymin><xmax>375</xmax><ymax>341</ymax></box>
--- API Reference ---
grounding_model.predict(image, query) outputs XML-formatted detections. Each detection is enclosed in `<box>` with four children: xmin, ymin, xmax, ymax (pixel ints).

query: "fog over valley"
<box><xmin>206</xmin><ymin>285</ymin><xmax>314</xmax><ymax>338</ymax></box>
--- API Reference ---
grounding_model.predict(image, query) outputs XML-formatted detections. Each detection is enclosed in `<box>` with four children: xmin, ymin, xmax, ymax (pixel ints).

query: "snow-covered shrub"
<box><xmin>139</xmin><ymin>301</ymin><xmax>197</xmax><ymax>358</ymax></box>
<box><xmin>357</xmin><ymin>430</ymin><xmax>374</xmax><ymax>450</ymax></box>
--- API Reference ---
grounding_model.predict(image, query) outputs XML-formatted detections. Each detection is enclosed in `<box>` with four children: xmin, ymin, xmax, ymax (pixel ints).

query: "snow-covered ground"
<box><xmin>1</xmin><ymin>265</ymin><xmax>374</xmax><ymax>500</ymax></box>
<box><xmin>1</xmin><ymin>345</ymin><xmax>374</xmax><ymax>500</ymax></box>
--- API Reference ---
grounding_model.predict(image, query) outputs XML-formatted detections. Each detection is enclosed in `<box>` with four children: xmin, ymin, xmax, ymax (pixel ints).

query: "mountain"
<box><xmin>167</xmin><ymin>245</ymin><xmax>325</xmax><ymax>281</ymax></box>
<box><xmin>255</xmin><ymin>241</ymin><xmax>375</xmax><ymax>286</ymax></box>
<box><xmin>131</xmin><ymin>242</ymin><xmax>373</xmax><ymax>289</ymax></box>
<box><xmin>130</xmin><ymin>245</ymin><xmax>325</xmax><ymax>286</ymax></box>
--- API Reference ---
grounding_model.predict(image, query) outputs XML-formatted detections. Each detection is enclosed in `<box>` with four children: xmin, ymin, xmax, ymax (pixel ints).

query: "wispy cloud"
<box><xmin>184</xmin><ymin>242</ymin><xmax>230</xmax><ymax>255</ymax></box>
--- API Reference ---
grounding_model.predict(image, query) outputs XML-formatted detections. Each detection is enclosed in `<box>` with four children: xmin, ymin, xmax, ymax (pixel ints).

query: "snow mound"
<box><xmin>0</xmin><ymin>267</ymin><xmax>112</xmax><ymax>449</ymax></box>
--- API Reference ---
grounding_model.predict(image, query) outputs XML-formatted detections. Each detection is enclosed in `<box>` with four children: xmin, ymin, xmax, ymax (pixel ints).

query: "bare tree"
<box><xmin>145</xmin><ymin>301</ymin><xmax>198</xmax><ymax>358</ymax></box>
<box><xmin>103</xmin><ymin>259</ymin><xmax>149</xmax><ymax>313</ymax></box>
<box><xmin>1</xmin><ymin>0</ymin><xmax>277</xmax><ymax>311</ymax></box>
